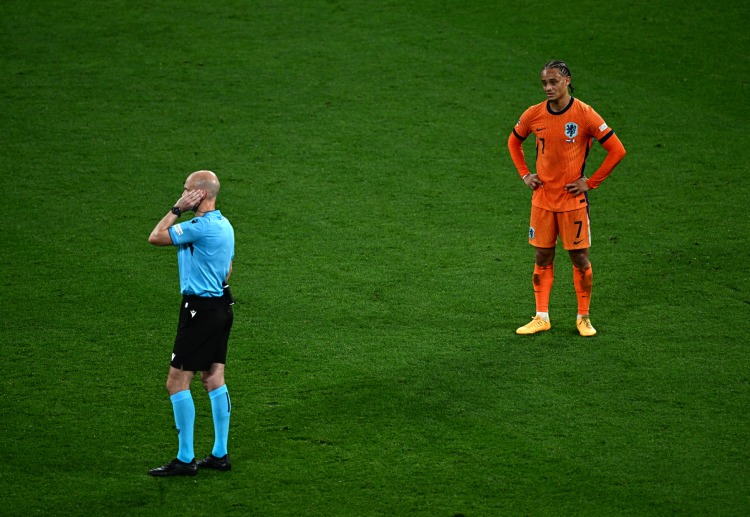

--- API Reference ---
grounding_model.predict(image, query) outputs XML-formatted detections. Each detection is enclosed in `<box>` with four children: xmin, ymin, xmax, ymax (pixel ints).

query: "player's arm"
<box><xmin>508</xmin><ymin>131</ymin><xmax>543</xmax><ymax>190</ymax></box>
<box><xmin>565</xmin><ymin>132</ymin><xmax>626</xmax><ymax>194</ymax></box>
<box><xmin>587</xmin><ymin>132</ymin><xmax>626</xmax><ymax>188</ymax></box>
<box><xmin>148</xmin><ymin>189</ymin><xmax>203</xmax><ymax>246</ymax></box>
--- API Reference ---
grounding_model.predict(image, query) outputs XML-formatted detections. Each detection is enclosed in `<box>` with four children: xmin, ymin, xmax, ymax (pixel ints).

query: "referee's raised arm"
<box><xmin>148</xmin><ymin>188</ymin><xmax>204</xmax><ymax>245</ymax></box>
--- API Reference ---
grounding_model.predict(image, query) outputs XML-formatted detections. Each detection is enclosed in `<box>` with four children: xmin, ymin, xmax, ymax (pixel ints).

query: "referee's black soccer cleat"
<box><xmin>148</xmin><ymin>458</ymin><xmax>198</xmax><ymax>477</ymax></box>
<box><xmin>196</xmin><ymin>454</ymin><xmax>232</xmax><ymax>471</ymax></box>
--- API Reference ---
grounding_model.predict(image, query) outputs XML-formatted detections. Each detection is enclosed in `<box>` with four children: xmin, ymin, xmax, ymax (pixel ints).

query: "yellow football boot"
<box><xmin>516</xmin><ymin>315</ymin><xmax>551</xmax><ymax>335</ymax></box>
<box><xmin>576</xmin><ymin>315</ymin><xmax>597</xmax><ymax>337</ymax></box>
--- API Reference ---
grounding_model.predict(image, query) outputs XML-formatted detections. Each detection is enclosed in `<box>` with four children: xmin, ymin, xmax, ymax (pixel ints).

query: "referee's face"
<box><xmin>183</xmin><ymin>182</ymin><xmax>198</xmax><ymax>197</ymax></box>
<box><xmin>182</xmin><ymin>180</ymin><xmax>206</xmax><ymax>211</ymax></box>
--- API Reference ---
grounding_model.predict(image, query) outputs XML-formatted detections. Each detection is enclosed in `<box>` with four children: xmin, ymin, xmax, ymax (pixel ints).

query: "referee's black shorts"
<box><xmin>171</xmin><ymin>294</ymin><xmax>233</xmax><ymax>372</ymax></box>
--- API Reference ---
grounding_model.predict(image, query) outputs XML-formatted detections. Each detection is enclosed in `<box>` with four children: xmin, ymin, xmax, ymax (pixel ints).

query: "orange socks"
<box><xmin>573</xmin><ymin>263</ymin><xmax>593</xmax><ymax>316</ymax></box>
<box><xmin>533</xmin><ymin>264</ymin><xmax>554</xmax><ymax>313</ymax></box>
<box><xmin>533</xmin><ymin>262</ymin><xmax>593</xmax><ymax>315</ymax></box>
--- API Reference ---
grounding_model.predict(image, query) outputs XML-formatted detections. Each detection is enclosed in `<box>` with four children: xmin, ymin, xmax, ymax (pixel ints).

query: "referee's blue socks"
<box><xmin>170</xmin><ymin>390</ymin><xmax>195</xmax><ymax>463</ymax></box>
<box><xmin>208</xmin><ymin>385</ymin><xmax>231</xmax><ymax>458</ymax></box>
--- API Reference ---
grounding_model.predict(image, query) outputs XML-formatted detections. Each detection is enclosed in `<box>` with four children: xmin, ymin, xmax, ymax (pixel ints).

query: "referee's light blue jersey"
<box><xmin>168</xmin><ymin>210</ymin><xmax>235</xmax><ymax>297</ymax></box>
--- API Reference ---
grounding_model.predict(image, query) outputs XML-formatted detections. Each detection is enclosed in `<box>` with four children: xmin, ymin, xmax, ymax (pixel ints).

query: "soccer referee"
<box><xmin>147</xmin><ymin>170</ymin><xmax>236</xmax><ymax>476</ymax></box>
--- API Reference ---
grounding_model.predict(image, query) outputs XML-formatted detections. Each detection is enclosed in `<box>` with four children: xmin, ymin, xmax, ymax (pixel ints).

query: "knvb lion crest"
<box><xmin>565</xmin><ymin>122</ymin><xmax>579</xmax><ymax>138</ymax></box>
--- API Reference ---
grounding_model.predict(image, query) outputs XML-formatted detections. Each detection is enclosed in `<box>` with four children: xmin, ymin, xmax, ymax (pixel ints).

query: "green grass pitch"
<box><xmin>1</xmin><ymin>0</ymin><xmax>748</xmax><ymax>515</ymax></box>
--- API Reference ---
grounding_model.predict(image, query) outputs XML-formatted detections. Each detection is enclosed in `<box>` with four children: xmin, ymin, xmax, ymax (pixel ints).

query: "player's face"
<box><xmin>540</xmin><ymin>68</ymin><xmax>570</xmax><ymax>103</ymax></box>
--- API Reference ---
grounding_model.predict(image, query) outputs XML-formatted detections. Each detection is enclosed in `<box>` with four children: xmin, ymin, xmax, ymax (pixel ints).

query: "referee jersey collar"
<box><xmin>197</xmin><ymin>209</ymin><xmax>222</xmax><ymax>219</ymax></box>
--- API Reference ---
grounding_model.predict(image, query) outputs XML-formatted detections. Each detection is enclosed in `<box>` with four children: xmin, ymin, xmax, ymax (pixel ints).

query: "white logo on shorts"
<box><xmin>190</xmin><ymin>310</ymin><xmax>197</xmax><ymax>318</ymax></box>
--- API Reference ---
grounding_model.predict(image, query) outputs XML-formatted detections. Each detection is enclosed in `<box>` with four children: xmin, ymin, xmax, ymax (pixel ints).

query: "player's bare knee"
<box><xmin>535</xmin><ymin>247</ymin><xmax>555</xmax><ymax>266</ymax></box>
<box><xmin>569</xmin><ymin>250</ymin><xmax>590</xmax><ymax>270</ymax></box>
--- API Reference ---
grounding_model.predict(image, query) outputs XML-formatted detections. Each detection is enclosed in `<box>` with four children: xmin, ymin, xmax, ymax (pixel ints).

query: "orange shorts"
<box><xmin>528</xmin><ymin>205</ymin><xmax>591</xmax><ymax>250</ymax></box>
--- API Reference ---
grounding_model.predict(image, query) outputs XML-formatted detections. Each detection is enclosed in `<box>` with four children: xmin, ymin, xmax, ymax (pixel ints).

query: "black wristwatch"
<box><xmin>171</xmin><ymin>206</ymin><xmax>182</xmax><ymax>216</ymax></box>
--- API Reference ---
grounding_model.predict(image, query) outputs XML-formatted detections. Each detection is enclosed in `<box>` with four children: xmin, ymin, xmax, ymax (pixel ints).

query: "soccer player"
<box><xmin>147</xmin><ymin>170</ymin><xmax>236</xmax><ymax>476</ymax></box>
<box><xmin>508</xmin><ymin>61</ymin><xmax>626</xmax><ymax>336</ymax></box>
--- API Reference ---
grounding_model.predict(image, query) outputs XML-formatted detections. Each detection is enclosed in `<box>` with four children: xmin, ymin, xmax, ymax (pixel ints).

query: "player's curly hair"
<box><xmin>542</xmin><ymin>60</ymin><xmax>575</xmax><ymax>93</ymax></box>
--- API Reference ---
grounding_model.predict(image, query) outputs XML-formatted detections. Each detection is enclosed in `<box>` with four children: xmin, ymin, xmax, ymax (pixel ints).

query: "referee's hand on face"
<box><xmin>149</xmin><ymin>189</ymin><xmax>205</xmax><ymax>245</ymax></box>
<box><xmin>175</xmin><ymin>189</ymin><xmax>204</xmax><ymax>213</ymax></box>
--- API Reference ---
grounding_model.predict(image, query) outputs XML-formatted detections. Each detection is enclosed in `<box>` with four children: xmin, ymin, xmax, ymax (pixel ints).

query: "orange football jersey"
<box><xmin>510</xmin><ymin>98</ymin><xmax>615</xmax><ymax>212</ymax></box>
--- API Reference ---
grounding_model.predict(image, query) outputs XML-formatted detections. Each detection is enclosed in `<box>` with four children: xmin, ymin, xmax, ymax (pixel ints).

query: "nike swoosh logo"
<box><xmin>573</xmin><ymin>240</ymin><xmax>583</xmax><ymax>245</ymax></box>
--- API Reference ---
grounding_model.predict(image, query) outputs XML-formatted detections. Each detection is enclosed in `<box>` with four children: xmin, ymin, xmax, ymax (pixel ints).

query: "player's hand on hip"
<box><xmin>565</xmin><ymin>178</ymin><xmax>590</xmax><ymax>195</ymax></box>
<box><xmin>523</xmin><ymin>174</ymin><xmax>543</xmax><ymax>190</ymax></box>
